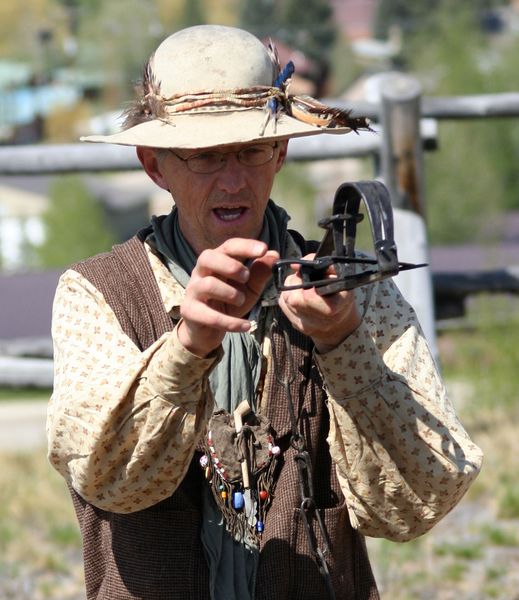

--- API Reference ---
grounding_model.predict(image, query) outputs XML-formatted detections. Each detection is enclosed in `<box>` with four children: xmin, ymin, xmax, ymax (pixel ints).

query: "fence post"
<box><xmin>380</xmin><ymin>74</ymin><xmax>425</xmax><ymax>214</ymax></box>
<box><xmin>379</xmin><ymin>73</ymin><xmax>438</xmax><ymax>359</ymax></box>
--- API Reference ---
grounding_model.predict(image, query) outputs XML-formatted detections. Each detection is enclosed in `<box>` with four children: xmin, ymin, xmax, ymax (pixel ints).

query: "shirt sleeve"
<box><xmin>315</xmin><ymin>278</ymin><xmax>483</xmax><ymax>542</ymax></box>
<box><xmin>47</xmin><ymin>269</ymin><xmax>219</xmax><ymax>513</ymax></box>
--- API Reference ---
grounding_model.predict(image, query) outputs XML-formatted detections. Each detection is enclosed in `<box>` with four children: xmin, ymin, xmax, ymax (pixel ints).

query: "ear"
<box><xmin>136</xmin><ymin>147</ymin><xmax>169</xmax><ymax>191</ymax></box>
<box><xmin>274</xmin><ymin>139</ymin><xmax>289</xmax><ymax>173</ymax></box>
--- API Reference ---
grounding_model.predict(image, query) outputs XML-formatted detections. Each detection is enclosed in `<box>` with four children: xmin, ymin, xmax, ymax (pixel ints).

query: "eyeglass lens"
<box><xmin>186</xmin><ymin>144</ymin><xmax>276</xmax><ymax>173</ymax></box>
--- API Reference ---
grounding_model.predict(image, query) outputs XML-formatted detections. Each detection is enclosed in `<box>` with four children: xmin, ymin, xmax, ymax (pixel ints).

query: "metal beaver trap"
<box><xmin>273</xmin><ymin>180</ymin><xmax>427</xmax><ymax>296</ymax></box>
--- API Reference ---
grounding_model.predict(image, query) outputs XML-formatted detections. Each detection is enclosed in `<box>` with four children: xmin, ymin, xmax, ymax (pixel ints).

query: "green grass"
<box><xmin>48</xmin><ymin>523</ymin><xmax>82</xmax><ymax>548</ymax></box>
<box><xmin>0</xmin><ymin>449</ymin><xmax>86</xmax><ymax>599</ymax></box>
<box><xmin>481</xmin><ymin>524</ymin><xmax>519</xmax><ymax>547</ymax></box>
<box><xmin>438</xmin><ymin>295</ymin><xmax>519</xmax><ymax>412</ymax></box>
<box><xmin>485</xmin><ymin>565</ymin><xmax>507</xmax><ymax>582</ymax></box>
<box><xmin>434</xmin><ymin>542</ymin><xmax>483</xmax><ymax>560</ymax></box>
<box><xmin>0</xmin><ymin>387</ymin><xmax>51</xmax><ymax>402</ymax></box>
<box><xmin>497</xmin><ymin>480</ymin><xmax>519</xmax><ymax>520</ymax></box>
<box><xmin>482</xmin><ymin>584</ymin><xmax>501</xmax><ymax>599</ymax></box>
<box><xmin>442</xmin><ymin>561</ymin><xmax>468</xmax><ymax>582</ymax></box>
<box><xmin>0</xmin><ymin>522</ymin><xmax>15</xmax><ymax>549</ymax></box>
<box><xmin>0</xmin><ymin>451</ymin><xmax>84</xmax><ymax>597</ymax></box>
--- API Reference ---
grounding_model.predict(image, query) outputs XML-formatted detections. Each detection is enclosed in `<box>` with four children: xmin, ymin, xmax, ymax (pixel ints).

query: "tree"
<box><xmin>240</xmin><ymin>0</ymin><xmax>277</xmax><ymax>40</ymax></box>
<box><xmin>68</xmin><ymin>0</ymin><xmax>165</xmax><ymax>107</ymax></box>
<box><xmin>374</xmin><ymin>0</ymin><xmax>507</xmax><ymax>40</ymax></box>
<box><xmin>398</xmin><ymin>2</ymin><xmax>519</xmax><ymax>244</ymax></box>
<box><xmin>240</xmin><ymin>0</ymin><xmax>336</xmax><ymax>63</ymax></box>
<box><xmin>279</xmin><ymin>0</ymin><xmax>336</xmax><ymax>62</ymax></box>
<box><xmin>33</xmin><ymin>176</ymin><xmax>116</xmax><ymax>268</ymax></box>
<box><xmin>374</xmin><ymin>0</ymin><xmax>443</xmax><ymax>40</ymax></box>
<box><xmin>178</xmin><ymin>0</ymin><xmax>206</xmax><ymax>28</ymax></box>
<box><xmin>53</xmin><ymin>0</ymin><xmax>103</xmax><ymax>35</ymax></box>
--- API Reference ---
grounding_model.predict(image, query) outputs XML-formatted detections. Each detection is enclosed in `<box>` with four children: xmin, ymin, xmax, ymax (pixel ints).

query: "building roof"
<box><xmin>430</xmin><ymin>244</ymin><xmax>519</xmax><ymax>273</ymax></box>
<box><xmin>0</xmin><ymin>269</ymin><xmax>61</xmax><ymax>355</ymax></box>
<box><xmin>330</xmin><ymin>0</ymin><xmax>379</xmax><ymax>40</ymax></box>
<box><xmin>0</xmin><ymin>60</ymin><xmax>32</xmax><ymax>89</ymax></box>
<box><xmin>0</xmin><ymin>84</ymin><xmax>80</xmax><ymax>129</ymax></box>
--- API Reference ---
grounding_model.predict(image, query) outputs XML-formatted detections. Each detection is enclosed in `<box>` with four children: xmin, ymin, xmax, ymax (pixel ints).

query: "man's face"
<box><xmin>139</xmin><ymin>141</ymin><xmax>288</xmax><ymax>255</ymax></box>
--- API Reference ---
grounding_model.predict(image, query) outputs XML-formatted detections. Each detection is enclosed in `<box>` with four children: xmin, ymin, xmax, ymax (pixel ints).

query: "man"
<box><xmin>47</xmin><ymin>25</ymin><xmax>482</xmax><ymax>600</ymax></box>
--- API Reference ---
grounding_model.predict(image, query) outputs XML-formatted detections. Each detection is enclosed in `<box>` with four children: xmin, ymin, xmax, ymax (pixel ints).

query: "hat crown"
<box><xmin>152</xmin><ymin>25</ymin><xmax>276</xmax><ymax>96</ymax></box>
<box><xmin>81</xmin><ymin>25</ymin><xmax>358</xmax><ymax>149</ymax></box>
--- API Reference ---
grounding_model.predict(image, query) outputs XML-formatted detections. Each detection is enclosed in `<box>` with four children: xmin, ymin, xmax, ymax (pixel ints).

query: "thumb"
<box><xmin>245</xmin><ymin>250</ymin><xmax>279</xmax><ymax>297</ymax></box>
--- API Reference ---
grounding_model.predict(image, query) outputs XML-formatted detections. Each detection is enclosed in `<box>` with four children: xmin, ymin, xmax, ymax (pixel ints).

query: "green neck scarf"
<box><xmin>148</xmin><ymin>199</ymin><xmax>289</xmax><ymax>412</ymax></box>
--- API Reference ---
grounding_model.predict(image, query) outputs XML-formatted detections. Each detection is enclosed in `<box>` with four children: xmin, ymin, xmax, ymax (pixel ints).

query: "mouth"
<box><xmin>213</xmin><ymin>206</ymin><xmax>248</xmax><ymax>222</ymax></box>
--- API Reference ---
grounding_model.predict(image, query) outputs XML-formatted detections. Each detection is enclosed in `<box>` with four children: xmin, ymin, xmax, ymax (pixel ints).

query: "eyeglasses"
<box><xmin>169</xmin><ymin>143</ymin><xmax>278</xmax><ymax>174</ymax></box>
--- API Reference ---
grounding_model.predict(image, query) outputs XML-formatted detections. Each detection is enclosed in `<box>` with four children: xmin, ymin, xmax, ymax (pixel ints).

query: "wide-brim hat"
<box><xmin>81</xmin><ymin>25</ymin><xmax>369</xmax><ymax>150</ymax></box>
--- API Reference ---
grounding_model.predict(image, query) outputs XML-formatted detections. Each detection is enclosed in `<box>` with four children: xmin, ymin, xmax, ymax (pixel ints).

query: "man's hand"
<box><xmin>178</xmin><ymin>239</ymin><xmax>279</xmax><ymax>357</ymax></box>
<box><xmin>278</xmin><ymin>255</ymin><xmax>361</xmax><ymax>354</ymax></box>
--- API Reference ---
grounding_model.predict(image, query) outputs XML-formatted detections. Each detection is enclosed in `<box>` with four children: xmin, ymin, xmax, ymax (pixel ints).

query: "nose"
<box><xmin>216</xmin><ymin>153</ymin><xmax>247</xmax><ymax>194</ymax></box>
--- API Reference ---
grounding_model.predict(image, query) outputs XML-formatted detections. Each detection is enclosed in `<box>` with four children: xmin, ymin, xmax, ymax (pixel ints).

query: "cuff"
<box><xmin>146</xmin><ymin>327</ymin><xmax>222</xmax><ymax>397</ymax></box>
<box><xmin>314</xmin><ymin>319</ymin><xmax>386</xmax><ymax>399</ymax></box>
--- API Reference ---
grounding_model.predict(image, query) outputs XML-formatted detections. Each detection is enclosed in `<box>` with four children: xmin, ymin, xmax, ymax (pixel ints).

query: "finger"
<box><xmin>181</xmin><ymin>299</ymin><xmax>251</xmax><ymax>333</ymax></box>
<box><xmin>195</xmin><ymin>240</ymin><xmax>269</xmax><ymax>283</ymax></box>
<box><xmin>278</xmin><ymin>292</ymin><xmax>347</xmax><ymax>340</ymax></box>
<box><xmin>189</xmin><ymin>275</ymin><xmax>246</xmax><ymax>307</ymax></box>
<box><xmin>218</xmin><ymin>238</ymin><xmax>268</xmax><ymax>260</ymax></box>
<box><xmin>281</xmin><ymin>284</ymin><xmax>351</xmax><ymax>319</ymax></box>
<box><xmin>195</xmin><ymin>250</ymin><xmax>250</xmax><ymax>283</ymax></box>
<box><xmin>281</xmin><ymin>292</ymin><xmax>331</xmax><ymax>323</ymax></box>
<box><xmin>277</xmin><ymin>293</ymin><xmax>301</xmax><ymax>324</ymax></box>
<box><xmin>277</xmin><ymin>292</ymin><xmax>332</xmax><ymax>335</ymax></box>
<box><xmin>196</xmin><ymin>239</ymin><xmax>269</xmax><ymax>278</ymax></box>
<box><xmin>246</xmin><ymin>250</ymin><xmax>279</xmax><ymax>295</ymax></box>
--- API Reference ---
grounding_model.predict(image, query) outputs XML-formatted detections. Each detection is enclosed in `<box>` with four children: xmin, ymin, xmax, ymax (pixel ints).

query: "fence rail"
<box><xmin>1</xmin><ymin>91</ymin><xmax>519</xmax><ymax>175</ymax></box>
<box><xmin>433</xmin><ymin>268</ymin><xmax>519</xmax><ymax>320</ymax></box>
<box><xmin>0</xmin><ymin>123</ymin><xmax>436</xmax><ymax>174</ymax></box>
<box><xmin>337</xmin><ymin>91</ymin><xmax>519</xmax><ymax>121</ymax></box>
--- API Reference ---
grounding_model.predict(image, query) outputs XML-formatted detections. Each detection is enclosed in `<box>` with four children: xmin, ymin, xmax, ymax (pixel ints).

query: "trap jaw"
<box><xmin>273</xmin><ymin>180</ymin><xmax>426</xmax><ymax>296</ymax></box>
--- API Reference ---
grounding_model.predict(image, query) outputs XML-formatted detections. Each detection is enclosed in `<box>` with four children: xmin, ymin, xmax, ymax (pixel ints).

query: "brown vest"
<box><xmin>70</xmin><ymin>233</ymin><xmax>379</xmax><ymax>600</ymax></box>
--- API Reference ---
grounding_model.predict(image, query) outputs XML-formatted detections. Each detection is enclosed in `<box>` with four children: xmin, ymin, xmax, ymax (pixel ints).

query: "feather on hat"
<box><xmin>81</xmin><ymin>25</ymin><xmax>371</xmax><ymax>150</ymax></box>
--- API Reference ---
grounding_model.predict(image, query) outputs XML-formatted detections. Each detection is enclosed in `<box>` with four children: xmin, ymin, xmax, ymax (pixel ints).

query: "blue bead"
<box><xmin>256</xmin><ymin>520</ymin><xmax>264</xmax><ymax>533</ymax></box>
<box><xmin>232</xmin><ymin>491</ymin><xmax>245</xmax><ymax>510</ymax></box>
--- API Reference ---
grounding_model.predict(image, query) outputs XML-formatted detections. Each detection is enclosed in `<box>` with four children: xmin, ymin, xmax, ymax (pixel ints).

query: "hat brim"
<box><xmin>80</xmin><ymin>109</ymin><xmax>351</xmax><ymax>149</ymax></box>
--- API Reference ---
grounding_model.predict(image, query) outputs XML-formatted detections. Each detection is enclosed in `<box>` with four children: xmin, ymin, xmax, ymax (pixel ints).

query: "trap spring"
<box><xmin>273</xmin><ymin>180</ymin><xmax>426</xmax><ymax>296</ymax></box>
